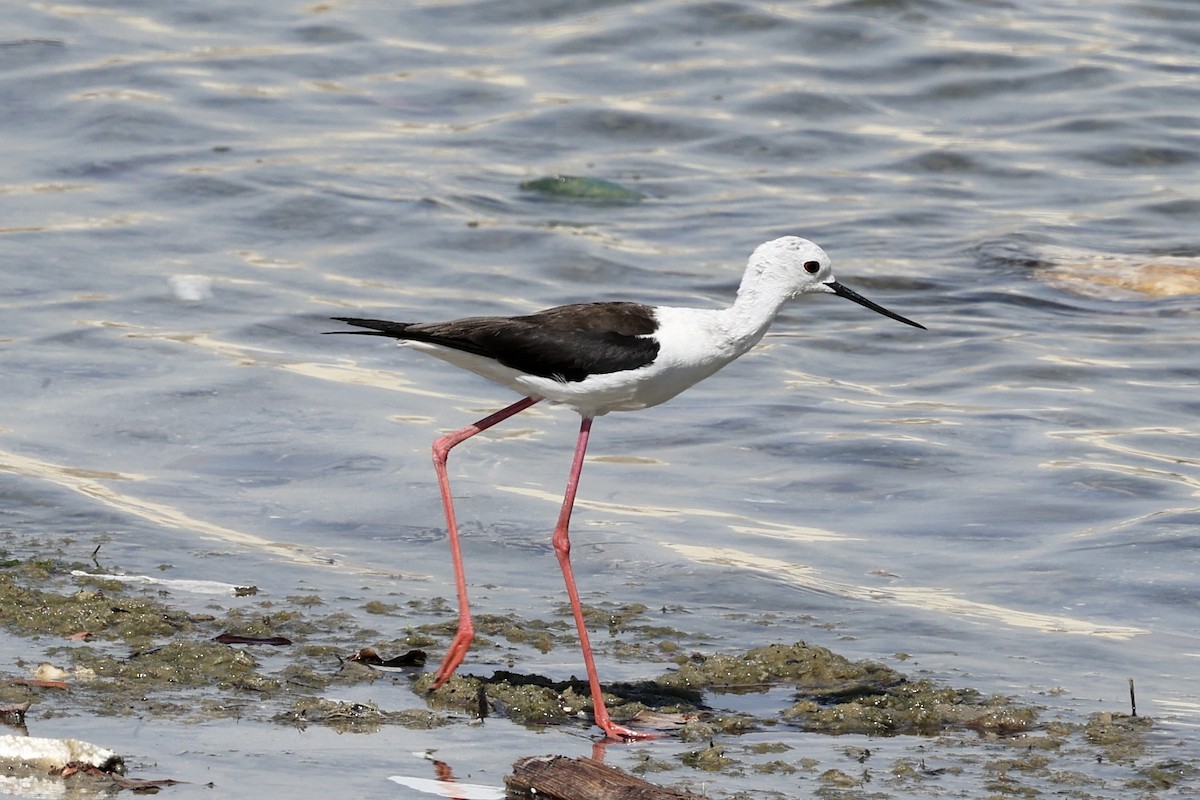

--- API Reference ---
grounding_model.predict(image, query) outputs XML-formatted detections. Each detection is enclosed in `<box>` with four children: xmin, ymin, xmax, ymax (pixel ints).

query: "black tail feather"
<box><xmin>325</xmin><ymin>317</ymin><xmax>415</xmax><ymax>338</ymax></box>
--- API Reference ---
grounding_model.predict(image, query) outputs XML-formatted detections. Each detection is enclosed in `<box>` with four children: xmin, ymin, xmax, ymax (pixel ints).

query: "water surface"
<box><xmin>2</xmin><ymin>0</ymin><xmax>1199</xmax><ymax>796</ymax></box>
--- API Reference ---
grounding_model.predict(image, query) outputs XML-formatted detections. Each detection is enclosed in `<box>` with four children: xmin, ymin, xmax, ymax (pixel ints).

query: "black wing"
<box><xmin>331</xmin><ymin>302</ymin><xmax>660</xmax><ymax>382</ymax></box>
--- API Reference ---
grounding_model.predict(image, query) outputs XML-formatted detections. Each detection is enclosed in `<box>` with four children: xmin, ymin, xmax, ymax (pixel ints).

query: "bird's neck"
<box><xmin>718</xmin><ymin>274</ymin><xmax>792</xmax><ymax>351</ymax></box>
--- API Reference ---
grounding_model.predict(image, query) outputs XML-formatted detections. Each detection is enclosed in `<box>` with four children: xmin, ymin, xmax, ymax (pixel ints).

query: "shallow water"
<box><xmin>3</xmin><ymin>0</ymin><xmax>1199</xmax><ymax>796</ymax></box>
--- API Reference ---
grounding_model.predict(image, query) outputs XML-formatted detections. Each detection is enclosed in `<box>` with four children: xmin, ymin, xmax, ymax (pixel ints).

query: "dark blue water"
<box><xmin>3</xmin><ymin>0</ymin><xmax>1199</xmax><ymax>797</ymax></box>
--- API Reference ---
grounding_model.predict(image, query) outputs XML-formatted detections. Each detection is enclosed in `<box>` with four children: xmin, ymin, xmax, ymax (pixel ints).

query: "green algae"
<box><xmin>0</xmin><ymin>553</ymin><xmax>1041</xmax><ymax>743</ymax></box>
<box><xmin>0</xmin><ymin>574</ymin><xmax>192</xmax><ymax>641</ymax></box>
<box><xmin>1084</xmin><ymin>711</ymin><xmax>1154</xmax><ymax>762</ymax></box>
<box><xmin>660</xmin><ymin>642</ymin><xmax>902</xmax><ymax>695</ymax></box>
<box><xmin>682</xmin><ymin>743</ymin><xmax>736</xmax><ymax>772</ymax></box>
<box><xmin>1</xmin><ymin>542</ymin><xmax>1194</xmax><ymax>798</ymax></box>
<box><xmin>415</xmin><ymin>613</ymin><xmax>544</xmax><ymax>650</ymax></box>
<box><xmin>362</xmin><ymin>599</ymin><xmax>400</xmax><ymax>615</ymax></box>
<box><xmin>656</xmin><ymin>643</ymin><xmax>1038</xmax><ymax>738</ymax></box>
<box><xmin>72</xmin><ymin>640</ymin><xmax>277</xmax><ymax>691</ymax></box>
<box><xmin>818</xmin><ymin>767</ymin><xmax>861</xmax><ymax>787</ymax></box>
<box><xmin>1129</xmin><ymin>760</ymin><xmax>1199</xmax><ymax>791</ymax></box>
<box><xmin>519</xmin><ymin>175</ymin><xmax>645</xmax><ymax>203</ymax></box>
<box><xmin>752</xmin><ymin>759</ymin><xmax>798</xmax><ymax>775</ymax></box>
<box><xmin>275</xmin><ymin>697</ymin><xmax>447</xmax><ymax>733</ymax></box>
<box><xmin>784</xmin><ymin>681</ymin><xmax>1038</xmax><ymax>737</ymax></box>
<box><xmin>412</xmin><ymin>669</ymin><xmax>655</xmax><ymax>729</ymax></box>
<box><xmin>0</xmin><ymin>550</ymin><xmax>397</xmax><ymax>727</ymax></box>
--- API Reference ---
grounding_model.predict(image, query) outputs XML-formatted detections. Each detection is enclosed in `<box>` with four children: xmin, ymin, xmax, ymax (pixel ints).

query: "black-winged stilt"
<box><xmin>330</xmin><ymin>236</ymin><xmax>924</xmax><ymax>740</ymax></box>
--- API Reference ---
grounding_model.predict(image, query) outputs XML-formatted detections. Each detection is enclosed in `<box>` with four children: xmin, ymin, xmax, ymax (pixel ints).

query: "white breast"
<box><xmin>520</xmin><ymin>306</ymin><xmax>759</xmax><ymax>416</ymax></box>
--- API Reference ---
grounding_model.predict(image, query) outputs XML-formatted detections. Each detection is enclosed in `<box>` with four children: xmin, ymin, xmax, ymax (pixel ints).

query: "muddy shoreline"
<box><xmin>0</xmin><ymin>535</ymin><xmax>1185</xmax><ymax>798</ymax></box>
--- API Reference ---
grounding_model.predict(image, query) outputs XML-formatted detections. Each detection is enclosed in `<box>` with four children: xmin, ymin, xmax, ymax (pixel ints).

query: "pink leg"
<box><xmin>430</xmin><ymin>396</ymin><xmax>540</xmax><ymax>689</ymax></box>
<box><xmin>554</xmin><ymin>416</ymin><xmax>658</xmax><ymax>741</ymax></box>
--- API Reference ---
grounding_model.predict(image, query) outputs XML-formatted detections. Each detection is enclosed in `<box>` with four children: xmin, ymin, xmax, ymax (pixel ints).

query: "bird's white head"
<box><xmin>740</xmin><ymin>236</ymin><xmax>926</xmax><ymax>329</ymax></box>
<box><xmin>746</xmin><ymin>236</ymin><xmax>834</xmax><ymax>298</ymax></box>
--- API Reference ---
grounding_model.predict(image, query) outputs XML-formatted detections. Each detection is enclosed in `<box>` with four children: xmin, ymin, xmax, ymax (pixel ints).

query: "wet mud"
<box><xmin>0</xmin><ymin>538</ymin><xmax>1186</xmax><ymax>798</ymax></box>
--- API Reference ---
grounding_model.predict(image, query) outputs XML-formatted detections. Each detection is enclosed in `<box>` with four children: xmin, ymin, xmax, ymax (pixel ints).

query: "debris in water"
<box><xmin>1038</xmin><ymin>252</ymin><xmax>1200</xmax><ymax>298</ymax></box>
<box><xmin>519</xmin><ymin>175</ymin><xmax>645</xmax><ymax>203</ymax></box>
<box><xmin>212</xmin><ymin>632</ymin><xmax>293</xmax><ymax>646</ymax></box>
<box><xmin>0</xmin><ymin>702</ymin><xmax>30</xmax><ymax>725</ymax></box>
<box><xmin>70</xmin><ymin>569</ymin><xmax>245</xmax><ymax>595</ymax></box>
<box><xmin>0</xmin><ymin>733</ymin><xmax>124</xmax><ymax>774</ymax></box>
<box><xmin>506</xmin><ymin>754</ymin><xmax>702</xmax><ymax>799</ymax></box>
<box><xmin>343</xmin><ymin>646</ymin><xmax>427</xmax><ymax>671</ymax></box>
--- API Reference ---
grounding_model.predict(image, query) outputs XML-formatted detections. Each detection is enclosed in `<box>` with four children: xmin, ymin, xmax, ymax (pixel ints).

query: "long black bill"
<box><xmin>825</xmin><ymin>281</ymin><xmax>926</xmax><ymax>330</ymax></box>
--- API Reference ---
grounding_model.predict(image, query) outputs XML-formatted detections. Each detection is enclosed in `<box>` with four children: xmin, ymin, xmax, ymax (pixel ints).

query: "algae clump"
<box><xmin>519</xmin><ymin>175</ymin><xmax>645</xmax><ymax>203</ymax></box>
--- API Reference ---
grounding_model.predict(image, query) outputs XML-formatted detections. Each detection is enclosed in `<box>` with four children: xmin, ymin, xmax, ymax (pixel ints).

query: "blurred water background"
<box><xmin>2</xmin><ymin>0</ymin><xmax>1199</xmax><ymax>796</ymax></box>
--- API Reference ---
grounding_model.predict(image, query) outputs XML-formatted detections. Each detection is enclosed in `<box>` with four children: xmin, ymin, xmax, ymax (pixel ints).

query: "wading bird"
<box><xmin>330</xmin><ymin>236</ymin><xmax>924</xmax><ymax>739</ymax></box>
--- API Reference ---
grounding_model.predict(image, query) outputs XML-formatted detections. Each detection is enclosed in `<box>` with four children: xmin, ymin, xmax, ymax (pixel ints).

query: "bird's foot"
<box><xmin>598</xmin><ymin>720</ymin><xmax>663</xmax><ymax>742</ymax></box>
<box><xmin>428</xmin><ymin>625</ymin><xmax>474</xmax><ymax>690</ymax></box>
<box><xmin>593</xmin><ymin>705</ymin><xmax>663</xmax><ymax>741</ymax></box>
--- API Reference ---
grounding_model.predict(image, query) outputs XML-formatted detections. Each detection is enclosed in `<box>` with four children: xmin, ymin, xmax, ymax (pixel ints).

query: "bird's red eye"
<box><xmin>803</xmin><ymin>260</ymin><xmax>821</xmax><ymax>274</ymax></box>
